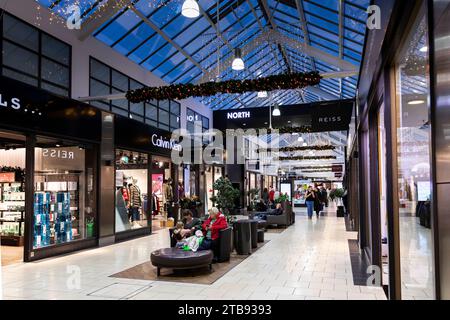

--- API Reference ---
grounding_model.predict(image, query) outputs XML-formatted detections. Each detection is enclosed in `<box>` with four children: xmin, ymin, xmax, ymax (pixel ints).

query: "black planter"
<box><xmin>337</xmin><ymin>206</ymin><xmax>345</xmax><ymax>217</ymax></box>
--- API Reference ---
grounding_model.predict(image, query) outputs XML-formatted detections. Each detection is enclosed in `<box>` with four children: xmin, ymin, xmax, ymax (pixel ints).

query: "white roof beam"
<box><xmin>78</xmin><ymin>0</ymin><xmax>133</xmax><ymax>41</ymax></box>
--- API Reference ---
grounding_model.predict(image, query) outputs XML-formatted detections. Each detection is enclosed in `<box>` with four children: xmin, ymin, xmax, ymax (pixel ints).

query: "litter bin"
<box><xmin>248</xmin><ymin>219</ymin><xmax>258</xmax><ymax>249</ymax></box>
<box><xmin>234</xmin><ymin>220</ymin><xmax>252</xmax><ymax>255</ymax></box>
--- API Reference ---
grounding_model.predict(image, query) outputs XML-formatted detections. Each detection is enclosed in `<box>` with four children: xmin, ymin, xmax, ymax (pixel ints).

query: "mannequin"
<box><xmin>129</xmin><ymin>178</ymin><xmax>142</xmax><ymax>228</ymax></box>
<box><xmin>163</xmin><ymin>178</ymin><xmax>174</xmax><ymax>218</ymax></box>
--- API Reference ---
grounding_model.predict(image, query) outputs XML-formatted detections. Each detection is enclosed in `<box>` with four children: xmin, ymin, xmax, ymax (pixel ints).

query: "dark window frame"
<box><xmin>89</xmin><ymin>57</ymin><xmax>180</xmax><ymax>132</ymax></box>
<box><xmin>0</xmin><ymin>11</ymin><xmax>72</xmax><ymax>97</ymax></box>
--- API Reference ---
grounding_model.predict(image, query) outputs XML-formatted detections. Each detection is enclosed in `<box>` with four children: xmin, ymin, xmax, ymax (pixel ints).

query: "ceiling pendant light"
<box><xmin>272</xmin><ymin>104</ymin><xmax>281</xmax><ymax>116</ymax></box>
<box><xmin>181</xmin><ymin>0</ymin><xmax>200</xmax><ymax>18</ymax></box>
<box><xmin>297</xmin><ymin>136</ymin><xmax>304</xmax><ymax>142</ymax></box>
<box><xmin>258</xmin><ymin>91</ymin><xmax>268</xmax><ymax>98</ymax></box>
<box><xmin>232</xmin><ymin>48</ymin><xmax>245</xmax><ymax>71</ymax></box>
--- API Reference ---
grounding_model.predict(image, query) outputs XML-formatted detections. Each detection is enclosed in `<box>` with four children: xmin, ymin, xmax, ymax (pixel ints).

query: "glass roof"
<box><xmin>37</xmin><ymin>0</ymin><xmax>370</xmax><ymax>110</ymax></box>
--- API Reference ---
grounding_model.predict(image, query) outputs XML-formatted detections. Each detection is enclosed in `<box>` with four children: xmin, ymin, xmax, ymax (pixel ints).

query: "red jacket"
<box><xmin>202</xmin><ymin>213</ymin><xmax>228</xmax><ymax>240</ymax></box>
<box><xmin>269</xmin><ymin>190</ymin><xmax>275</xmax><ymax>201</ymax></box>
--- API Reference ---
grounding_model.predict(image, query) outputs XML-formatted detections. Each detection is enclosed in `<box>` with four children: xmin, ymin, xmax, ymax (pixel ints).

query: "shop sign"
<box><xmin>0</xmin><ymin>93</ymin><xmax>21</xmax><ymax>110</ymax></box>
<box><xmin>151</xmin><ymin>134</ymin><xmax>182</xmax><ymax>152</ymax></box>
<box><xmin>318</xmin><ymin>116</ymin><xmax>343</xmax><ymax>123</ymax></box>
<box><xmin>43</xmin><ymin>149</ymin><xmax>75</xmax><ymax>160</ymax></box>
<box><xmin>311</xmin><ymin>105</ymin><xmax>352</xmax><ymax>131</ymax></box>
<box><xmin>227</xmin><ymin>111</ymin><xmax>251</xmax><ymax>120</ymax></box>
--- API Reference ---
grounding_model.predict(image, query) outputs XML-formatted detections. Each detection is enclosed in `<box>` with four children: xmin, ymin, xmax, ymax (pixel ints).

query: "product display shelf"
<box><xmin>0</xmin><ymin>181</ymin><xmax>25</xmax><ymax>246</ymax></box>
<box><xmin>33</xmin><ymin>171</ymin><xmax>82</xmax><ymax>249</ymax></box>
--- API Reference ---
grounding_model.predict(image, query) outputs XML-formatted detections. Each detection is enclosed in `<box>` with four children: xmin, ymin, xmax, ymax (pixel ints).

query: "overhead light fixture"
<box><xmin>258</xmin><ymin>91</ymin><xmax>268</xmax><ymax>98</ymax></box>
<box><xmin>272</xmin><ymin>104</ymin><xmax>281</xmax><ymax>116</ymax></box>
<box><xmin>303</xmin><ymin>142</ymin><xmax>307</xmax><ymax>147</ymax></box>
<box><xmin>297</xmin><ymin>136</ymin><xmax>304</xmax><ymax>142</ymax></box>
<box><xmin>419</xmin><ymin>46</ymin><xmax>428</xmax><ymax>53</ymax></box>
<box><xmin>408</xmin><ymin>99</ymin><xmax>426</xmax><ymax>105</ymax></box>
<box><xmin>309</xmin><ymin>151</ymin><xmax>314</xmax><ymax>155</ymax></box>
<box><xmin>181</xmin><ymin>0</ymin><xmax>200</xmax><ymax>18</ymax></box>
<box><xmin>232</xmin><ymin>48</ymin><xmax>245</xmax><ymax>71</ymax></box>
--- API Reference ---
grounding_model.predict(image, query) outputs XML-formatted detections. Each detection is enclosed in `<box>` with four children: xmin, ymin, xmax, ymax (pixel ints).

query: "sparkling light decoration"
<box><xmin>127</xmin><ymin>72</ymin><xmax>321</xmax><ymax>102</ymax></box>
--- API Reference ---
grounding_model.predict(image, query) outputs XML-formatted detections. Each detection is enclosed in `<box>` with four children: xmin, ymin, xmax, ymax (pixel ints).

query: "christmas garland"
<box><xmin>259</xmin><ymin>145</ymin><xmax>335</xmax><ymax>152</ymax></box>
<box><xmin>265</xmin><ymin>126</ymin><xmax>311</xmax><ymax>134</ymax></box>
<box><xmin>279</xmin><ymin>155</ymin><xmax>337</xmax><ymax>161</ymax></box>
<box><xmin>126</xmin><ymin>71</ymin><xmax>321</xmax><ymax>102</ymax></box>
<box><xmin>280</xmin><ymin>145</ymin><xmax>335</xmax><ymax>152</ymax></box>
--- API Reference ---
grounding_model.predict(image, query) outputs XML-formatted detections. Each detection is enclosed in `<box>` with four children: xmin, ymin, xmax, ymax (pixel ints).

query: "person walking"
<box><xmin>305</xmin><ymin>186</ymin><xmax>315</xmax><ymax>219</ymax></box>
<box><xmin>313</xmin><ymin>188</ymin><xmax>321</xmax><ymax>218</ymax></box>
<box><xmin>268</xmin><ymin>186</ymin><xmax>275</xmax><ymax>207</ymax></box>
<box><xmin>262</xmin><ymin>187</ymin><xmax>269</xmax><ymax>205</ymax></box>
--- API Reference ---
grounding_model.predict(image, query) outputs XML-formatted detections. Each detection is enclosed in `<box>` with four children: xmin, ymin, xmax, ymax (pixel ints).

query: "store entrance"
<box><xmin>151</xmin><ymin>156</ymin><xmax>174</xmax><ymax>231</ymax></box>
<box><xmin>0</xmin><ymin>131</ymin><xmax>26</xmax><ymax>266</ymax></box>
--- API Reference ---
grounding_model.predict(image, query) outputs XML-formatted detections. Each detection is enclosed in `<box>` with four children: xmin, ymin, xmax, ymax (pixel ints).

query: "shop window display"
<box><xmin>115</xmin><ymin>149</ymin><xmax>149</xmax><ymax>232</ymax></box>
<box><xmin>394</xmin><ymin>6</ymin><xmax>435</xmax><ymax>299</ymax></box>
<box><xmin>378</xmin><ymin>102</ymin><xmax>389</xmax><ymax>287</ymax></box>
<box><xmin>0</xmin><ymin>131</ymin><xmax>26</xmax><ymax>265</ymax></box>
<box><xmin>33</xmin><ymin>137</ymin><xmax>96</xmax><ymax>249</ymax></box>
<box><xmin>151</xmin><ymin>157</ymin><xmax>175</xmax><ymax>227</ymax></box>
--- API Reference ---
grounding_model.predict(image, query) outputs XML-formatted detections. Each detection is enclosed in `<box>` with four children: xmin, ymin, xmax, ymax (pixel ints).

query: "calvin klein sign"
<box><xmin>0</xmin><ymin>93</ymin><xmax>21</xmax><ymax>110</ymax></box>
<box><xmin>152</xmin><ymin>134</ymin><xmax>182</xmax><ymax>151</ymax></box>
<box><xmin>227</xmin><ymin>111</ymin><xmax>251</xmax><ymax>119</ymax></box>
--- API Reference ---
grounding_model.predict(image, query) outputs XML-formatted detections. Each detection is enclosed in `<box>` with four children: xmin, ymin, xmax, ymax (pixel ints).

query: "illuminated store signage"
<box><xmin>43</xmin><ymin>149</ymin><xmax>75</xmax><ymax>160</ymax></box>
<box><xmin>227</xmin><ymin>111</ymin><xmax>251</xmax><ymax>119</ymax></box>
<box><xmin>318</xmin><ymin>116</ymin><xmax>343</xmax><ymax>123</ymax></box>
<box><xmin>0</xmin><ymin>93</ymin><xmax>21</xmax><ymax>110</ymax></box>
<box><xmin>151</xmin><ymin>134</ymin><xmax>182</xmax><ymax>151</ymax></box>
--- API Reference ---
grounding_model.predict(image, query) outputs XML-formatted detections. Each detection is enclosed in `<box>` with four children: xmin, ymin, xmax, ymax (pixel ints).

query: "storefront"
<box><xmin>351</xmin><ymin>0</ymin><xmax>450</xmax><ymax>299</ymax></box>
<box><xmin>113</xmin><ymin>115</ymin><xmax>182</xmax><ymax>240</ymax></box>
<box><xmin>0</xmin><ymin>76</ymin><xmax>101</xmax><ymax>263</ymax></box>
<box><xmin>204</xmin><ymin>164</ymin><xmax>224</xmax><ymax>215</ymax></box>
<box><xmin>0</xmin><ymin>74</ymin><xmax>202</xmax><ymax>262</ymax></box>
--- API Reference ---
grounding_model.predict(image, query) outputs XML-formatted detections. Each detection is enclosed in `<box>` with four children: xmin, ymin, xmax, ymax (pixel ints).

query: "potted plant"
<box><xmin>180</xmin><ymin>195</ymin><xmax>202</xmax><ymax>217</ymax></box>
<box><xmin>275</xmin><ymin>193</ymin><xmax>290</xmax><ymax>203</ymax></box>
<box><xmin>334</xmin><ymin>188</ymin><xmax>345</xmax><ymax>217</ymax></box>
<box><xmin>86</xmin><ymin>217</ymin><xmax>95</xmax><ymax>238</ymax></box>
<box><xmin>210</xmin><ymin>177</ymin><xmax>240</xmax><ymax>217</ymax></box>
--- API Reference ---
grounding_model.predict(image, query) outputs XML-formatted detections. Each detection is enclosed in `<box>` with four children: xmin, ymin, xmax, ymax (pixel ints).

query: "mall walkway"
<box><xmin>0</xmin><ymin>209</ymin><xmax>387</xmax><ymax>300</ymax></box>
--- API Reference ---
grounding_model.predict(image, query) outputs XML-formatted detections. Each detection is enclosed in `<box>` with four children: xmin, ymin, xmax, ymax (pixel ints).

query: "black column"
<box><xmin>98</xmin><ymin>112</ymin><xmax>115</xmax><ymax>246</ymax></box>
<box><xmin>24</xmin><ymin>134</ymin><xmax>35</xmax><ymax>262</ymax></box>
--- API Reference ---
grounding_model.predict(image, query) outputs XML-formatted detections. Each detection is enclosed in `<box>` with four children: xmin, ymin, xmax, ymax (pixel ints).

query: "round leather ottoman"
<box><xmin>151</xmin><ymin>248</ymin><xmax>213</xmax><ymax>276</ymax></box>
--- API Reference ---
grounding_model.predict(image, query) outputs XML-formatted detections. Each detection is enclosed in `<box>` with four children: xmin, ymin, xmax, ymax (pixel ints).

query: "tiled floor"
<box><xmin>399</xmin><ymin>216</ymin><xmax>435</xmax><ymax>300</ymax></box>
<box><xmin>0</xmin><ymin>207</ymin><xmax>387</xmax><ymax>300</ymax></box>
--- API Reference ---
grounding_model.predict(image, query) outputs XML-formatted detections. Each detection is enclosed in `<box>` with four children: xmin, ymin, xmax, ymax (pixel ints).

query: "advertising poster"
<box><xmin>280</xmin><ymin>183</ymin><xmax>292</xmax><ymax>200</ymax></box>
<box><xmin>293</xmin><ymin>180</ymin><xmax>311</xmax><ymax>206</ymax></box>
<box><xmin>152</xmin><ymin>174</ymin><xmax>164</xmax><ymax>197</ymax></box>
